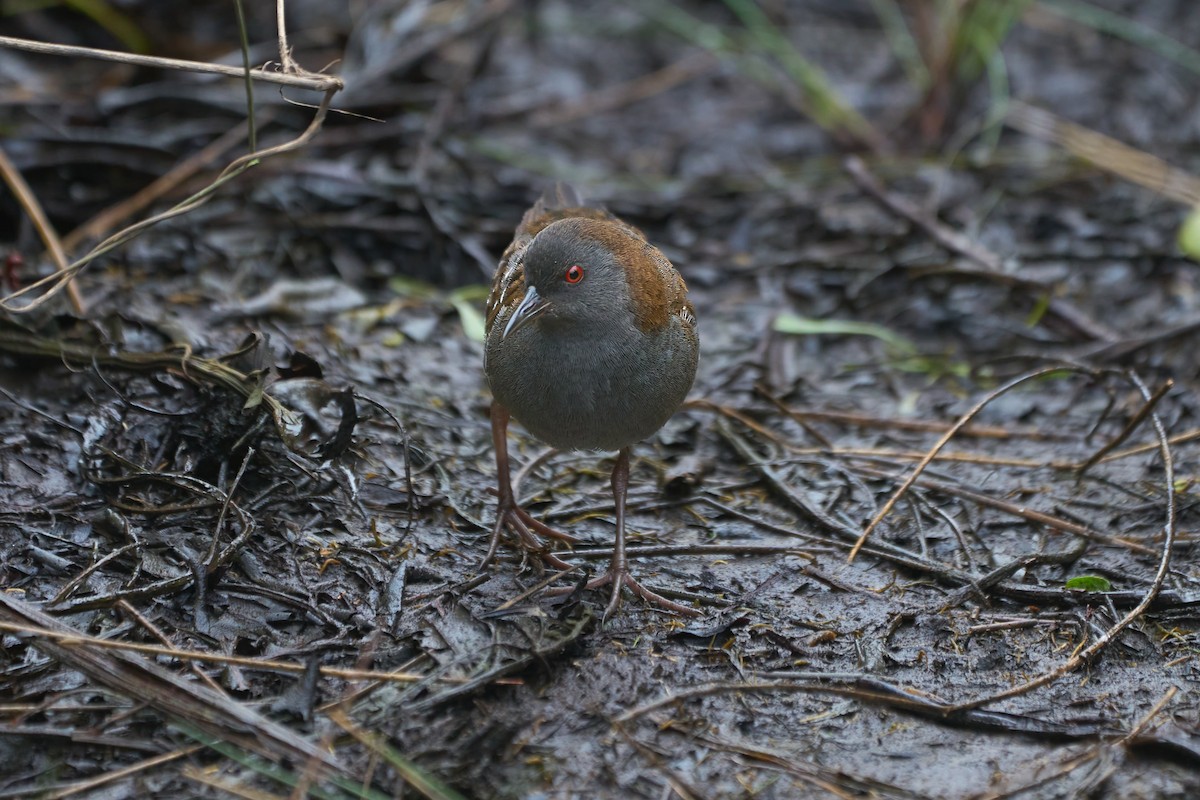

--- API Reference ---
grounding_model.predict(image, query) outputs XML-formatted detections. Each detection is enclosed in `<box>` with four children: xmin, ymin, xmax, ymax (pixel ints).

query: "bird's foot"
<box><xmin>584</xmin><ymin>568</ymin><xmax>700</xmax><ymax>621</ymax></box>
<box><xmin>481</xmin><ymin>491</ymin><xmax>576</xmax><ymax>572</ymax></box>
<box><xmin>485</xmin><ymin>487</ymin><xmax>578</xmax><ymax>543</ymax></box>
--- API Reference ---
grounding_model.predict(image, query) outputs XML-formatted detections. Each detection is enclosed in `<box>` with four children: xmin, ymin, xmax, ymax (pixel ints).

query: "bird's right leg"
<box><xmin>482</xmin><ymin>401</ymin><xmax>576</xmax><ymax>571</ymax></box>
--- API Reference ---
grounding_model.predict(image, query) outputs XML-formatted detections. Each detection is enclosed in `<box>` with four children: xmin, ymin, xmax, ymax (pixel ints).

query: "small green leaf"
<box><xmin>450</xmin><ymin>297</ymin><xmax>486</xmax><ymax>343</ymax></box>
<box><xmin>1179</xmin><ymin>206</ymin><xmax>1200</xmax><ymax>262</ymax></box>
<box><xmin>773</xmin><ymin>314</ymin><xmax>917</xmax><ymax>354</ymax></box>
<box><xmin>243</xmin><ymin>382</ymin><xmax>264</xmax><ymax>410</ymax></box>
<box><xmin>387</xmin><ymin>276</ymin><xmax>437</xmax><ymax>300</ymax></box>
<box><xmin>891</xmin><ymin>354</ymin><xmax>971</xmax><ymax>381</ymax></box>
<box><xmin>1025</xmin><ymin>292</ymin><xmax>1051</xmax><ymax>328</ymax></box>
<box><xmin>1065</xmin><ymin>575</ymin><xmax>1111</xmax><ymax>592</ymax></box>
<box><xmin>66</xmin><ymin>0</ymin><xmax>152</xmax><ymax>54</ymax></box>
<box><xmin>450</xmin><ymin>284</ymin><xmax>492</xmax><ymax>303</ymax></box>
<box><xmin>448</xmin><ymin>286</ymin><xmax>490</xmax><ymax>342</ymax></box>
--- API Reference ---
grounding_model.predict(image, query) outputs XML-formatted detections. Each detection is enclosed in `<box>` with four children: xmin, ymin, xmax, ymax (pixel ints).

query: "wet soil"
<box><xmin>2</xmin><ymin>2</ymin><xmax>1200</xmax><ymax>798</ymax></box>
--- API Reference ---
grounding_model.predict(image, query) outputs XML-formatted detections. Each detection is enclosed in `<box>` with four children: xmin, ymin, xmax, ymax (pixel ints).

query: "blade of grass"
<box><xmin>329</xmin><ymin>709</ymin><xmax>468</xmax><ymax>800</ymax></box>
<box><xmin>721</xmin><ymin>0</ymin><xmax>883</xmax><ymax>148</ymax></box>
<box><xmin>65</xmin><ymin>0</ymin><xmax>151</xmax><ymax>53</ymax></box>
<box><xmin>181</xmin><ymin>727</ymin><xmax>389</xmax><ymax>800</ymax></box>
<box><xmin>974</xmin><ymin>11</ymin><xmax>1014</xmax><ymax>157</ymax></box>
<box><xmin>6</xmin><ymin>1</ymin><xmax>151</xmax><ymax>53</ymax></box>
<box><xmin>632</xmin><ymin>0</ymin><xmax>883</xmax><ymax>150</ymax></box>
<box><xmin>233</xmin><ymin>0</ymin><xmax>257</xmax><ymax>152</ymax></box>
<box><xmin>868</xmin><ymin>0</ymin><xmax>930</xmax><ymax>90</ymax></box>
<box><xmin>1180</xmin><ymin>206</ymin><xmax>1200</xmax><ymax>262</ymax></box>
<box><xmin>1038</xmin><ymin>0</ymin><xmax>1200</xmax><ymax>77</ymax></box>
<box><xmin>949</xmin><ymin>0</ymin><xmax>1031</xmax><ymax>84</ymax></box>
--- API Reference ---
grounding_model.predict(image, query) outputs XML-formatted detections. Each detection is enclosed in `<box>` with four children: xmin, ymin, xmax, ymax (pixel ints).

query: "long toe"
<box><xmin>514</xmin><ymin>505</ymin><xmax>579</xmax><ymax>543</ymax></box>
<box><xmin>619</xmin><ymin>573</ymin><xmax>700</xmax><ymax>618</ymax></box>
<box><xmin>603</xmin><ymin>577</ymin><xmax>624</xmax><ymax>622</ymax></box>
<box><xmin>486</xmin><ymin>499</ymin><xmax>576</xmax><ymax>573</ymax></box>
<box><xmin>585</xmin><ymin>567</ymin><xmax>700</xmax><ymax>620</ymax></box>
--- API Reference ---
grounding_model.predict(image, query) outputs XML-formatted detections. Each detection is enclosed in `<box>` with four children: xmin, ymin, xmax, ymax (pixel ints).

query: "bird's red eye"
<box><xmin>564</xmin><ymin>265</ymin><xmax>585</xmax><ymax>284</ymax></box>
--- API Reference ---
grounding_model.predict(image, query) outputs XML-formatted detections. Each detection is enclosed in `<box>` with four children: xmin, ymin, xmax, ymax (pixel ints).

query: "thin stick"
<box><xmin>885</xmin><ymin>468</ymin><xmax>1155</xmax><ymax>556</ymax></box>
<box><xmin>0</xmin><ymin>621</ymin><xmax>430</xmax><ymax>684</ymax></box>
<box><xmin>39</xmin><ymin>746</ymin><xmax>204</xmax><ymax>800</ymax></box>
<box><xmin>949</xmin><ymin>371</ymin><xmax>1176</xmax><ymax>712</ymax></box>
<box><xmin>1077</xmin><ymin>379</ymin><xmax>1173</xmax><ymax>476</ymax></box>
<box><xmin>0</xmin><ymin>144</ymin><xmax>85</xmax><ymax>313</ymax></box>
<box><xmin>232</xmin><ymin>0</ymin><xmax>257</xmax><ymax>152</ymax></box>
<box><xmin>276</xmin><ymin>0</ymin><xmax>299</xmax><ymax>74</ymax></box>
<box><xmin>1007</xmin><ymin>101</ymin><xmax>1200</xmax><ymax>206</ymax></box>
<box><xmin>530</xmin><ymin>51</ymin><xmax>717</xmax><ymax>127</ymax></box>
<box><xmin>61</xmin><ymin>118</ymin><xmax>256</xmax><ymax>253</ymax></box>
<box><xmin>762</xmin><ymin>402</ymin><xmax>1056</xmax><ymax>440</ymax></box>
<box><xmin>117</xmin><ymin>599</ymin><xmax>225</xmax><ymax>695</ymax></box>
<box><xmin>0</xmin><ymin>35</ymin><xmax>341</xmax><ymax>92</ymax></box>
<box><xmin>2</xmin><ymin>86</ymin><xmax>339</xmax><ymax>312</ymax></box>
<box><xmin>1117</xmin><ymin>685</ymin><xmax>1178</xmax><ymax>746</ymax></box>
<box><xmin>849</xmin><ymin>366</ymin><xmax>1087</xmax><ymax>562</ymax></box>
<box><xmin>1104</xmin><ymin>427</ymin><xmax>1200</xmax><ymax>462</ymax></box>
<box><xmin>490</xmin><ymin>564</ymin><xmax>580</xmax><ymax>613</ymax></box>
<box><xmin>844</xmin><ymin>155</ymin><xmax>1117</xmax><ymax>342</ymax></box>
<box><xmin>204</xmin><ymin>446</ymin><xmax>255</xmax><ymax>566</ymax></box>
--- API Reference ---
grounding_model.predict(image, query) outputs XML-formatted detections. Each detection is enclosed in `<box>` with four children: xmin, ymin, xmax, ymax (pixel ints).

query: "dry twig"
<box><xmin>0</xmin><ymin>4</ymin><xmax>342</xmax><ymax>313</ymax></box>
<box><xmin>843</xmin><ymin>155</ymin><xmax>1118</xmax><ymax>343</ymax></box>
<box><xmin>849</xmin><ymin>365</ymin><xmax>1093</xmax><ymax>562</ymax></box>
<box><xmin>949</xmin><ymin>371</ymin><xmax>1176</xmax><ymax>712</ymax></box>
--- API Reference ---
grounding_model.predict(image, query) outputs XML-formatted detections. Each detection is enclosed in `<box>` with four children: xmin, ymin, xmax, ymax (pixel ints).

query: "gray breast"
<box><xmin>485</xmin><ymin>316</ymin><xmax>697</xmax><ymax>452</ymax></box>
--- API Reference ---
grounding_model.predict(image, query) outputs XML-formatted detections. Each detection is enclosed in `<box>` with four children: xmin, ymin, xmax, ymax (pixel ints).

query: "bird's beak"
<box><xmin>502</xmin><ymin>285</ymin><xmax>547</xmax><ymax>338</ymax></box>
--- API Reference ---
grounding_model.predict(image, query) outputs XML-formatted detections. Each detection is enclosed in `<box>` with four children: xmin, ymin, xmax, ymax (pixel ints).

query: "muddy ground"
<box><xmin>2</xmin><ymin>1</ymin><xmax>1200</xmax><ymax>798</ymax></box>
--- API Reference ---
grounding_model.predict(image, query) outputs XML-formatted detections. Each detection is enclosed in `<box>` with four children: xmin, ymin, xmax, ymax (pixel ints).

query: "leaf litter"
<box><xmin>2</xmin><ymin>2</ymin><xmax>1200</xmax><ymax>798</ymax></box>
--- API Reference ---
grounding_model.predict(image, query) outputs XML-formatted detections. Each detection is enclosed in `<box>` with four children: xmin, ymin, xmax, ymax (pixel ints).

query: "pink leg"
<box><xmin>483</xmin><ymin>402</ymin><xmax>575</xmax><ymax>571</ymax></box>
<box><xmin>584</xmin><ymin>448</ymin><xmax>699</xmax><ymax>620</ymax></box>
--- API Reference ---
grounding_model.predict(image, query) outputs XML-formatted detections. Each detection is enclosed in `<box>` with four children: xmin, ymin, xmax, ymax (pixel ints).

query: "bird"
<box><xmin>483</xmin><ymin>184</ymin><xmax>700</xmax><ymax>619</ymax></box>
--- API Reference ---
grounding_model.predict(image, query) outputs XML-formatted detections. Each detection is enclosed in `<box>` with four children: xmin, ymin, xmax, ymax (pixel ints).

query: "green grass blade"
<box><xmin>868</xmin><ymin>0</ymin><xmax>930</xmax><ymax>90</ymax></box>
<box><xmin>1039</xmin><ymin>0</ymin><xmax>1200</xmax><ymax>77</ymax></box>
<box><xmin>721</xmin><ymin>0</ymin><xmax>881</xmax><ymax>144</ymax></box>
<box><xmin>773</xmin><ymin>313</ymin><xmax>918</xmax><ymax>355</ymax></box>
